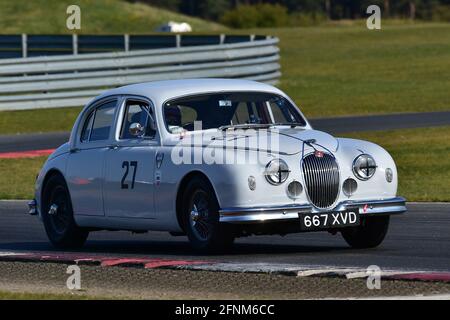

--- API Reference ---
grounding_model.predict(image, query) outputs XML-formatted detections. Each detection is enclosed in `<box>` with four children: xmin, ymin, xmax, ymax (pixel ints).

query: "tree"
<box><xmin>198</xmin><ymin>0</ymin><xmax>232</xmax><ymax>20</ymax></box>
<box><xmin>128</xmin><ymin>0</ymin><xmax>180</xmax><ymax>11</ymax></box>
<box><xmin>126</xmin><ymin>0</ymin><xmax>450</xmax><ymax>23</ymax></box>
<box><xmin>410</xmin><ymin>1</ymin><xmax>417</xmax><ymax>19</ymax></box>
<box><xmin>325</xmin><ymin>0</ymin><xmax>331</xmax><ymax>19</ymax></box>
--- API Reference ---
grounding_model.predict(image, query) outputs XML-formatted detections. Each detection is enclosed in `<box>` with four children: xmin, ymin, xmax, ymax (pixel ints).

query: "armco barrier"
<box><xmin>0</xmin><ymin>34</ymin><xmax>280</xmax><ymax>111</ymax></box>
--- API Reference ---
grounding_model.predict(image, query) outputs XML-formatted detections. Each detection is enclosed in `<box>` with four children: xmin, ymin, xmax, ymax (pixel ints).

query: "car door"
<box><xmin>103</xmin><ymin>97</ymin><xmax>158</xmax><ymax>219</ymax></box>
<box><xmin>66</xmin><ymin>98</ymin><xmax>118</xmax><ymax>216</ymax></box>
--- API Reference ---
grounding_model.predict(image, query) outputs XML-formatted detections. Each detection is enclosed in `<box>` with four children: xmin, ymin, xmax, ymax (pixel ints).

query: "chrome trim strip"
<box><xmin>219</xmin><ymin>197</ymin><xmax>406</xmax><ymax>223</ymax></box>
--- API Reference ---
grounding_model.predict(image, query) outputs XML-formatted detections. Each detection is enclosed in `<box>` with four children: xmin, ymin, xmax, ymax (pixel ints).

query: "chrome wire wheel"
<box><xmin>188</xmin><ymin>190</ymin><xmax>213</xmax><ymax>241</ymax></box>
<box><xmin>181</xmin><ymin>176</ymin><xmax>235</xmax><ymax>252</ymax></box>
<box><xmin>42</xmin><ymin>174</ymin><xmax>89</xmax><ymax>249</ymax></box>
<box><xmin>48</xmin><ymin>185</ymin><xmax>71</xmax><ymax>235</ymax></box>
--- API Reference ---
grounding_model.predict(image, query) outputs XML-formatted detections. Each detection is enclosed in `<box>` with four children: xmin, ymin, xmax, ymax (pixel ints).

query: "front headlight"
<box><xmin>264</xmin><ymin>159</ymin><xmax>290</xmax><ymax>185</ymax></box>
<box><xmin>352</xmin><ymin>154</ymin><xmax>377</xmax><ymax>180</ymax></box>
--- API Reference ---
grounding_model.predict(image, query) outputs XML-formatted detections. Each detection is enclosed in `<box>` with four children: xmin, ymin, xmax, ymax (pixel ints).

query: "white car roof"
<box><xmin>71</xmin><ymin>79</ymin><xmax>310</xmax><ymax>147</ymax></box>
<box><xmin>95</xmin><ymin>79</ymin><xmax>286</xmax><ymax>105</ymax></box>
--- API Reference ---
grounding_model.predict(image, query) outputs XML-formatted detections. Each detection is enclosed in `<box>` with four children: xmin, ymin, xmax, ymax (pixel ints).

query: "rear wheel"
<box><xmin>181</xmin><ymin>176</ymin><xmax>235</xmax><ymax>253</ymax></box>
<box><xmin>42</xmin><ymin>174</ymin><xmax>89</xmax><ymax>249</ymax></box>
<box><xmin>341</xmin><ymin>215</ymin><xmax>390</xmax><ymax>249</ymax></box>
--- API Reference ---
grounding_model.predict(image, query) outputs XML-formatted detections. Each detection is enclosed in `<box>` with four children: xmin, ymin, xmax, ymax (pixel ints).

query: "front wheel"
<box><xmin>341</xmin><ymin>215</ymin><xmax>390</xmax><ymax>249</ymax></box>
<box><xmin>42</xmin><ymin>174</ymin><xmax>89</xmax><ymax>249</ymax></box>
<box><xmin>181</xmin><ymin>177</ymin><xmax>235</xmax><ymax>253</ymax></box>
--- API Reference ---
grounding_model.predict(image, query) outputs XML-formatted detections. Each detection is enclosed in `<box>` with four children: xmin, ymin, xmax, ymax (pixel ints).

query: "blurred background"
<box><xmin>0</xmin><ymin>0</ymin><xmax>449</xmax><ymax>203</ymax></box>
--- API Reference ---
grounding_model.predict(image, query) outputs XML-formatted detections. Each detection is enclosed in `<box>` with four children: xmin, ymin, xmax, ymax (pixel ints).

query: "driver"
<box><xmin>165</xmin><ymin>105</ymin><xmax>185</xmax><ymax>134</ymax></box>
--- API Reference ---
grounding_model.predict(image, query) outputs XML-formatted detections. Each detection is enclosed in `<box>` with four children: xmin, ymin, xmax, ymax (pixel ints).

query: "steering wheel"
<box><xmin>182</xmin><ymin>122</ymin><xmax>195</xmax><ymax>131</ymax></box>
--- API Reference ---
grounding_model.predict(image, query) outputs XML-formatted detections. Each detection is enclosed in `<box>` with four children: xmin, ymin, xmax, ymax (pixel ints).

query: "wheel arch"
<box><xmin>41</xmin><ymin>168</ymin><xmax>67</xmax><ymax>203</ymax></box>
<box><xmin>175</xmin><ymin>170</ymin><xmax>219</xmax><ymax>232</ymax></box>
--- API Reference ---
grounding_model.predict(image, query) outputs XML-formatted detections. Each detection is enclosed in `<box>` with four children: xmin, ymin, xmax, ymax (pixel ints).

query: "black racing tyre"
<box><xmin>181</xmin><ymin>176</ymin><xmax>235</xmax><ymax>253</ymax></box>
<box><xmin>42</xmin><ymin>174</ymin><xmax>89</xmax><ymax>249</ymax></box>
<box><xmin>341</xmin><ymin>215</ymin><xmax>390</xmax><ymax>249</ymax></box>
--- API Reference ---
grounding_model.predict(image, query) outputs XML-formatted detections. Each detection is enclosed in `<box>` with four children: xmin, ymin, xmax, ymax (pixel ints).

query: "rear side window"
<box><xmin>80</xmin><ymin>111</ymin><xmax>94</xmax><ymax>142</ymax></box>
<box><xmin>80</xmin><ymin>100</ymin><xmax>117</xmax><ymax>142</ymax></box>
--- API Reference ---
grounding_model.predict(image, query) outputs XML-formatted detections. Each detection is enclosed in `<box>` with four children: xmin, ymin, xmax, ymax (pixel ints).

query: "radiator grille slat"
<box><xmin>302</xmin><ymin>153</ymin><xmax>339</xmax><ymax>209</ymax></box>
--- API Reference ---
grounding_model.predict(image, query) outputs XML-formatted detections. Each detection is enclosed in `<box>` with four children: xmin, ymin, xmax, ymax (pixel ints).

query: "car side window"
<box><xmin>80</xmin><ymin>110</ymin><xmax>94</xmax><ymax>142</ymax></box>
<box><xmin>90</xmin><ymin>101</ymin><xmax>117</xmax><ymax>142</ymax></box>
<box><xmin>120</xmin><ymin>100</ymin><xmax>156</xmax><ymax>139</ymax></box>
<box><xmin>269</xmin><ymin>99</ymin><xmax>305</xmax><ymax>125</ymax></box>
<box><xmin>80</xmin><ymin>100</ymin><xmax>117</xmax><ymax>143</ymax></box>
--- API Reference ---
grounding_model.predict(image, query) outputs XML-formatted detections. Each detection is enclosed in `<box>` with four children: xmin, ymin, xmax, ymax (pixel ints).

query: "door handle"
<box><xmin>108</xmin><ymin>145</ymin><xmax>119</xmax><ymax>150</ymax></box>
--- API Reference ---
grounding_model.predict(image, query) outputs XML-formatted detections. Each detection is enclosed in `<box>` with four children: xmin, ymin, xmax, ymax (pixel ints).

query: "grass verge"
<box><xmin>270</xmin><ymin>23</ymin><xmax>450</xmax><ymax>118</ymax></box>
<box><xmin>0</xmin><ymin>290</ymin><xmax>95</xmax><ymax>300</ymax></box>
<box><xmin>0</xmin><ymin>126</ymin><xmax>449</xmax><ymax>201</ymax></box>
<box><xmin>0</xmin><ymin>156</ymin><xmax>46</xmax><ymax>199</ymax></box>
<box><xmin>1</xmin><ymin>23</ymin><xmax>449</xmax><ymax>134</ymax></box>
<box><xmin>341</xmin><ymin>126</ymin><xmax>450</xmax><ymax>202</ymax></box>
<box><xmin>0</xmin><ymin>107</ymin><xmax>81</xmax><ymax>135</ymax></box>
<box><xmin>0</xmin><ymin>0</ymin><xmax>224</xmax><ymax>34</ymax></box>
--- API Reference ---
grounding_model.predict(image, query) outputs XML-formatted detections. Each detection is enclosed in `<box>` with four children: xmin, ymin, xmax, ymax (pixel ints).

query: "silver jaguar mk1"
<box><xmin>29</xmin><ymin>79</ymin><xmax>406</xmax><ymax>252</ymax></box>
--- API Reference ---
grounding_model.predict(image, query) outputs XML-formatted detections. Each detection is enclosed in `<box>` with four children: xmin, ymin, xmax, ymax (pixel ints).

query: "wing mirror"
<box><xmin>129</xmin><ymin>123</ymin><xmax>145</xmax><ymax>137</ymax></box>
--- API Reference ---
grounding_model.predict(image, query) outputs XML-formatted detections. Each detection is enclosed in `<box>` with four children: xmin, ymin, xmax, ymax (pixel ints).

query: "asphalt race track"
<box><xmin>0</xmin><ymin>110</ymin><xmax>449</xmax><ymax>276</ymax></box>
<box><xmin>0</xmin><ymin>132</ymin><xmax>69</xmax><ymax>153</ymax></box>
<box><xmin>1</xmin><ymin>201</ymin><xmax>449</xmax><ymax>273</ymax></box>
<box><xmin>1</xmin><ymin>111</ymin><xmax>450</xmax><ymax>153</ymax></box>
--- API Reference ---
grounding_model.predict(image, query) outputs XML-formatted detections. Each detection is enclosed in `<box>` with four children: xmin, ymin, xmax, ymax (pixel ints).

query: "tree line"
<box><xmin>128</xmin><ymin>0</ymin><xmax>450</xmax><ymax>23</ymax></box>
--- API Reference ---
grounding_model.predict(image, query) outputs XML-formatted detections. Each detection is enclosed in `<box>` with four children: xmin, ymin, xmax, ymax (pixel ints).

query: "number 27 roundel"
<box><xmin>121</xmin><ymin>161</ymin><xmax>138</xmax><ymax>189</ymax></box>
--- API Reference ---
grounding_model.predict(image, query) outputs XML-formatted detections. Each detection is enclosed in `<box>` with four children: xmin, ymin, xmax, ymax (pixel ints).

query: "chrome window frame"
<box><xmin>76</xmin><ymin>96</ymin><xmax>120</xmax><ymax>148</ymax></box>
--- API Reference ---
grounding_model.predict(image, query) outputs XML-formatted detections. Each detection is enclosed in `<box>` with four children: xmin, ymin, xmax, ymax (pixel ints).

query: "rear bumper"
<box><xmin>219</xmin><ymin>197</ymin><xmax>406</xmax><ymax>224</ymax></box>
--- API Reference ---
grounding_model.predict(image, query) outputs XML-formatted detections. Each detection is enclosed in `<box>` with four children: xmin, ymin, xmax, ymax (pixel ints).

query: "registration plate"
<box><xmin>299</xmin><ymin>211</ymin><xmax>360</xmax><ymax>230</ymax></box>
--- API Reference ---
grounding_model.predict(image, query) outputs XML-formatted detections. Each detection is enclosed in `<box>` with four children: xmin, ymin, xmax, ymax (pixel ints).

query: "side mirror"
<box><xmin>129</xmin><ymin>123</ymin><xmax>145</xmax><ymax>137</ymax></box>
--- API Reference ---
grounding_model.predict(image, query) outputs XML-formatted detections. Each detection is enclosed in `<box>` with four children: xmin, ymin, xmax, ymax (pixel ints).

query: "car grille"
<box><xmin>302</xmin><ymin>153</ymin><xmax>340</xmax><ymax>209</ymax></box>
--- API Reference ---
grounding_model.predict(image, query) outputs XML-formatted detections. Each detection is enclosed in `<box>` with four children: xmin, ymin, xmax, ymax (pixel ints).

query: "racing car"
<box><xmin>29</xmin><ymin>79</ymin><xmax>406</xmax><ymax>252</ymax></box>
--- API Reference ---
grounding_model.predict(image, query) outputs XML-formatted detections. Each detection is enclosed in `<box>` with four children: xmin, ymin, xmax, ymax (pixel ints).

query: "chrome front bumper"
<box><xmin>219</xmin><ymin>197</ymin><xmax>406</xmax><ymax>223</ymax></box>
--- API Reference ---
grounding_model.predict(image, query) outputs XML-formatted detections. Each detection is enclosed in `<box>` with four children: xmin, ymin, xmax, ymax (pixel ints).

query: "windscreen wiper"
<box><xmin>270</xmin><ymin>122</ymin><xmax>305</xmax><ymax>128</ymax></box>
<box><xmin>218</xmin><ymin>123</ymin><xmax>272</xmax><ymax>131</ymax></box>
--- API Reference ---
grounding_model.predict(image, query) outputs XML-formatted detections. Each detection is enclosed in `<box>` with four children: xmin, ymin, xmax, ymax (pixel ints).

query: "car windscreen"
<box><xmin>163</xmin><ymin>92</ymin><xmax>306</xmax><ymax>133</ymax></box>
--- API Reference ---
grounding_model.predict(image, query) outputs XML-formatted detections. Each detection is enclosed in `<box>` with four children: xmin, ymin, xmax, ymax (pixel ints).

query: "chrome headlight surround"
<box><xmin>352</xmin><ymin>154</ymin><xmax>377</xmax><ymax>181</ymax></box>
<box><xmin>264</xmin><ymin>159</ymin><xmax>290</xmax><ymax>185</ymax></box>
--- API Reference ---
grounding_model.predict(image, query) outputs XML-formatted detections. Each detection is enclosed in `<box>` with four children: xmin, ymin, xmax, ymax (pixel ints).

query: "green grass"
<box><xmin>341</xmin><ymin>126</ymin><xmax>450</xmax><ymax>202</ymax></box>
<box><xmin>0</xmin><ymin>156</ymin><xmax>46</xmax><ymax>199</ymax></box>
<box><xmin>0</xmin><ymin>291</ymin><xmax>109</xmax><ymax>300</ymax></box>
<box><xmin>0</xmin><ymin>290</ymin><xmax>96</xmax><ymax>300</ymax></box>
<box><xmin>1</xmin><ymin>23</ymin><xmax>449</xmax><ymax>134</ymax></box>
<box><xmin>269</xmin><ymin>23</ymin><xmax>450</xmax><ymax>118</ymax></box>
<box><xmin>0</xmin><ymin>0</ymin><xmax>224</xmax><ymax>34</ymax></box>
<box><xmin>1</xmin><ymin>126</ymin><xmax>449</xmax><ymax>201</ymax></box>
<box><xmin>0</xmin><ymin>0</ymin><xmax>224</xmax><ymax>135</ymax></box>
<box><xmin>0</xmin><ymin>107</ymin><xmax>81</xmax><ymax>135</ymax></box>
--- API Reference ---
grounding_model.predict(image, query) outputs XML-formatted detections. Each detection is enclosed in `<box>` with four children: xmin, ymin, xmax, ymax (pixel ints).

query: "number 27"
<box><xmin>121</xmin><ymin>161</ymin><xmax>138</xmax><ymax>189</ymax></box>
